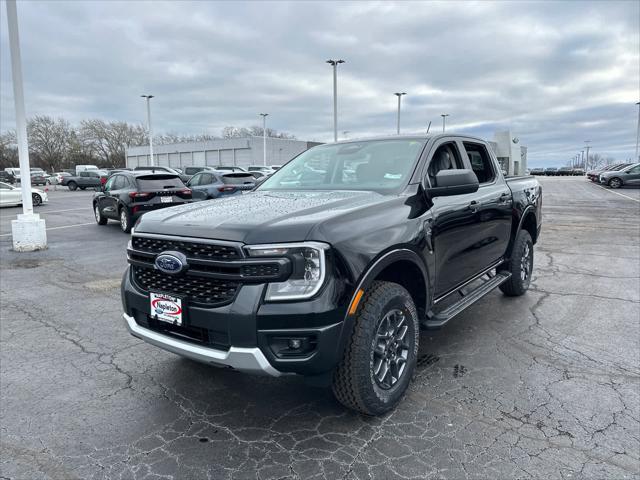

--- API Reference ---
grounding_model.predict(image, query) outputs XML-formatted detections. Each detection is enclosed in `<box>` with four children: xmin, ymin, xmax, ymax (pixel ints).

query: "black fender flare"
<box><xmin>506</xmin><ymin>205</ymin><xmax>537</xmax><ymax>259</ymax></box>
<box><xmin>333</xmin><ymin>248</ymin><xmax>430</xmax><ymax>365</ymax></box>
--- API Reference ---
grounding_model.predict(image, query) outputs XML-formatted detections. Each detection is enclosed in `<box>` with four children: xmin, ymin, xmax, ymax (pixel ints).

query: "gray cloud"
<box><xmin>1</xmin><ymin>0</ymin><xmax>638</xmax><ymax>166</ymax></box>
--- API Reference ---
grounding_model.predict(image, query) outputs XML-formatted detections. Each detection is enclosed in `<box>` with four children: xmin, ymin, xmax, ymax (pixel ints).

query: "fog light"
<box><xmin>288</xmin><ymin>339</ymin><xmax>302</xmax><ymax>350</ymax></box>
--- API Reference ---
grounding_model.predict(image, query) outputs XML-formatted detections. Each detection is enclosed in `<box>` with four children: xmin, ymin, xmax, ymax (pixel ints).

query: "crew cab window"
<box><xmin>80</xmin><ymin>172</ymin><xmax>89</xmax><ymax>177</ymax></box>
<box><xmin>463</xmin><ymin>142</ymin><xmax>495</xmax><ymax>184</ymax></box>
<box><xmin>427</xmin><ymin>142</ymin><xmax>464</xmax><ymax>186</ymax></box>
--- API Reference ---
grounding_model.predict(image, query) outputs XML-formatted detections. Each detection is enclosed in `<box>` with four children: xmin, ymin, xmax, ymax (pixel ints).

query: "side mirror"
<box><xmin>426</xmin><ymin>169</ymin><xmax>479</xmax><ymax>198</ymax></box>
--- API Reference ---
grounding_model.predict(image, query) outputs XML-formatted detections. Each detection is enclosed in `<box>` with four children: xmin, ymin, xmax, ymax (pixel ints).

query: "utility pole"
<box><xmin>635</xmin><ymin>102</ymin><xmax>639</xmax><ymax>161</ymax></box>
<box><xmin>259</xmin><ymin>113</ymin><xmax>268</xmax><ymax>166</ymax></box>
<box><xmin>584</xmin><ymin>141</ymin><xmax>591</xmax><ymax>172</ymax></box>
<box><xmin>6</xmin><ymin>0</ymin><xmax>46</xmax><ymax>251</ymax></box>
<box><xmin>426</xmin><ymin>120</ymin><xmax>432</xmax><ymax>134</ymax></box>
<box><xmin>326</xmin><ymin>59</ymin><xmax>345</xmax><ymax>142</ymax></box>
<box><xmin>581</xmin><ymin>150</ymin><xmax>585</xmax><ymax>171</ymax></box>
<box><xmin>141</xmin><ymin>95</ymin><xmax>154</xmax><ymax>166</ymax></box>
<box><xmin>441</xmin><ymin>114</ymin><xmax>449</xmax><ymax>133</ymax></box>
<box><xmin>394</xmin><ymin>92</ymin><xmax>406</xmax><ymax>134</ymax></box>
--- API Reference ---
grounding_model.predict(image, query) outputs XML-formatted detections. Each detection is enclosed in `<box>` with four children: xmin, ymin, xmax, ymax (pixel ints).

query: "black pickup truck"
<box><xmin>122</xmin><ymin>134</ymin><xmax>542</xmax><ymax>415</ymax></box>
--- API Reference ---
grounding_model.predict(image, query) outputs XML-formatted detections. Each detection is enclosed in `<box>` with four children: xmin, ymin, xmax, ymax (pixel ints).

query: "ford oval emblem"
<box><xmin>154</xmin><ymin>251</ymin><xmax>188</xmax><ymax>275</ymax></box>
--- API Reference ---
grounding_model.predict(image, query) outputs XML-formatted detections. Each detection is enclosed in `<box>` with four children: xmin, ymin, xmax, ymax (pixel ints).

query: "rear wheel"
<box><xmin>332</xmin><ymin>281</ymin><xmax>419</xmax><ymax>415</ymax></box>
<box><xmin>499</xmin><ymin>229</ymin><xmax>533</xmax><ymax>297</ymax></box>
<box><xmin>32</xmin><ymin>193</ymin><xmax>42</xmax><ymax>207</ymax></box>
<box><xmin>94</xmin><ymin>203</ymin><xmax>107</xmax><ymax>225</ymax></box>
<box><xmin>119</xmin><ymin>207</ymin><xmax>132</xmax><ymax>233</ymax></box>
<box><xmin>608</xmin><ymin>177</ymin><xmax>622</xmax><ymax>189</ymax></box>
<box><xmin>68</xmin><ymin>181</ymin><xmax>78</xmax><ymax>191</ymax></box>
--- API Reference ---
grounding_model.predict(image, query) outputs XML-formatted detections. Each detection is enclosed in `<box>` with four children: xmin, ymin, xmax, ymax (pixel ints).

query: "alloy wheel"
<box><xmin>372</xmin><ymin>309</ymin><xmax>410</xmax><ymax>390</ymax></box>
<box><xmin>120</xmin><ymin>210</ymin><xmax>127</xmax><ymax>231</ymax></box>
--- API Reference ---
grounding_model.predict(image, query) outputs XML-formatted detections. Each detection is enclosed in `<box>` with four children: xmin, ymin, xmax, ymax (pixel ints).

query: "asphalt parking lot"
<box><xmin>1</xmin><ymin>177</ymin><xmax>639</xmax><ymax>479</ymax></box>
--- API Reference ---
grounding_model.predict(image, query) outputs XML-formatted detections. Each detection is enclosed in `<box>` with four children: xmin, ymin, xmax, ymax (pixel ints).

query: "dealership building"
<box><xmin>126</xmin><ymin>130</ymin><xmax>527</xmax><ymax>175</ymax></box>
<box><xmin>126</xmin><ymin>137</ymin><xmax>322</xmax><ymax>169</ymax></box>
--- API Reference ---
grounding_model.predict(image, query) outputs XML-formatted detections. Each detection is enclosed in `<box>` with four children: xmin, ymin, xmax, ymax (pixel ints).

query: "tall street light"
<box><xmin>6</xmin><ymin>0</ymin><xmax>46</xmax><ymax>251</ymax></box>
<box><xmin>259</xmin><ymin>113</ymin><xmax>269</xmax><ymax>166</ymax></box>
<box><xmin>326</xmin><ymin>59</ymin><xmax>345</xmax><ymax>142</ymax></box>
<box><xmin>141</xmin><ymin>95</ymin><xmax>154</xmax><ymax>166</ymax></box>
<box><xmin>635</xmin><ymin>101</ymin><xmax>640</xmax><ymax>161</ymax></box>
<box><xmin>584</xmin><ymin>140</ymin><xmax>591</xmax><ymax>171</ymax></box>
<box><xmin>394</xmin><ymin>92</ymin><xmax>406</xmax><ymax>134</ymax></box>
<box><xmin>441</xmin><ymin>114</ymin><xmax>449</xmax><ymax>133</ymax></box>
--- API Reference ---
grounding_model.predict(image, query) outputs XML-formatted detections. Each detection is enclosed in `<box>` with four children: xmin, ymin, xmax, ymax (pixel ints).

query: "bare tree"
<box><xmin>222</xmin><ymin>125</ymin><xmax>295</xmax><ymax>139</ymax></box>
<box><xmin>0</xmin><ymin>130</ymin><xmax>18</xmax><ymax>169</ymax></box>
<box><xmin>80</xmin><ymin>120</ymin><xmax>147</xmax><ymax>168</ymax></box>
<box><xmin>27</xmin><ymin>115</ymin><xmax>74</xmax><ymax>172</ymax></box>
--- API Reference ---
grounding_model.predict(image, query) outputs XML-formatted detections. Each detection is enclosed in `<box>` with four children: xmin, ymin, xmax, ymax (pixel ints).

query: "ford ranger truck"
<box><xmin>122</xmin><ymin>134</ymin><xmax>542</xmax><ymax>415</ymax></box>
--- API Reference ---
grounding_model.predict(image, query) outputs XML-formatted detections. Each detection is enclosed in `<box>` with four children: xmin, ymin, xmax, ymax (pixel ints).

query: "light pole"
<box><xmin>441</xmin><ymin>114</ymin><xmax>449</xmax><ymax>133</ymax></box>
<box><xmin>326</xmin><ymin>59</ymin><xmax>345</xmax><ymax>142</ymax></box>
<box><xmin>584</xmin><ymin>140</ymin><xmax>591</xmax><ymax>172</ymax></box>
<box><xmin>635</xmin><ymin>101</ymin><xmax>639</xmax><ymax>161</ymax></box>
<box><xmin>581</xmin><ymin>150</ymin><xmax>585</xmax><ymax>171</ymax></box>
<box><xmin>394</xmin><ymin>92</ymin><xmax>406</xmax><ymax>134</ymax></box>
<box><xmin>141</xmin><ymin>95</ymin><xmax>154</xmax><ymax>166</ymax></box>
<box><xmin>6</xmin><ymin>0</ymin><xmax>46</xmax><ymax>251</ymax></box>
<box><xmin>259</xmin><ymin>113</ymin><xmax>268</xmax><ymax>166</ymax></box>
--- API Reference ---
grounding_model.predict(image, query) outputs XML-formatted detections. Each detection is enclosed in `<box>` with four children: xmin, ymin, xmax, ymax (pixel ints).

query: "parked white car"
<box><xmin>0</xmin><ymin>182</ymin><xmax>48</xmax><ymax>207</ymax></box>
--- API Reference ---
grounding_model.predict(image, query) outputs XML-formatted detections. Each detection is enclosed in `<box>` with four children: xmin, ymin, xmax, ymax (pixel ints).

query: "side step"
<box><xmin>421</xmin><ymin>271</ymin><xmax>511</xmax><ymax>330</ymax></box>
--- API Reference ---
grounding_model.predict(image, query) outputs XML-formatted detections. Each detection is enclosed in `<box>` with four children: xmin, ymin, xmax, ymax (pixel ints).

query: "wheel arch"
<box><xmin>506</xmin><ymin>206</ymin><xmax>538</xmax><ymax>259</ymax></box>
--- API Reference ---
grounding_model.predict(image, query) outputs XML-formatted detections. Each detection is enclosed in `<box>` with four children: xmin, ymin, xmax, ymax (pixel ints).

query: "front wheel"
<box><xmin>332</xmin><ymin>281</ymin><xmax>419</xmax><ymax>415</ymax></box>
<box><xmin>499</xmin><ymin>229</ymin><xmax>533</xmax><ymax>297</ymax></box>
<box><xmin>94</xmin><ymin>203</ymin><xmax>108</xmax><ymax>225</ymax></box>
<box><xmin>608</xmin><ymin>177</ymin><xmax>622</xmax><ymax>189</ymax></box>
<box><xmin>119</xmin><ymin>207</ymin><xmax>132</xmax><ymax>233</ymax></box>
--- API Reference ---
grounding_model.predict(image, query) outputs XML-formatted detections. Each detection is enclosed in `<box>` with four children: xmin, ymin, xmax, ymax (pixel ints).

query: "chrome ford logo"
<box><xmin>154</xmin><ymin>251</ymin><xmax>188</xmax><ymax>275</ymax></box>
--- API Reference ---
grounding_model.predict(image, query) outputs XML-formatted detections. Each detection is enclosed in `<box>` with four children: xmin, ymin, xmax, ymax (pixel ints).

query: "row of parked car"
<box><xmin>586</xmin><ymin>162</ymin><xmax>640</xmax><ymax>188</ymax></box>
<box><xmin>92</xmin><ymin>165</ymin><xmax>282</xmax><ymax>232</ymax></box>
<box><xmin>529</xmin><ymin>167</ymin><xmax>585</xmax><ymax>176</ymax></box>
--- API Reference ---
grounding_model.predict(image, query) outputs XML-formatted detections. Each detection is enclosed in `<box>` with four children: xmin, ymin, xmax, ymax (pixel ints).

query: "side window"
<box><xmin>80</xmin><ymin>172</ymin><xmax>89</xmax><ymax>177</ymax></box>
<box><xmin>104</xmin><ymin>176</ymin><xmax>116</xmax><ymax>191</ymax></box>
<box><xmin>200</xmin><ymin>173</ymin><xmax>213</xmax><ymax>185</ymax></box>
<box><xmin>463</xmin><ymin>142</ymin><xmax>495</xmax><ymax>184</ymax></box>
<box><xmin>189</xmin><ymin>174</ymin><xmax>201</xmax><ymax>186</ymax></box>
<box><xmin>627</xmin><ymin>165</ymin><xmax>640</xmax><ymax>174</ymax></box>
<box><xmin>0</xmin><ymin>183</ymin><xmax>10</xmax><ymax>190</ymax></box>
<box><xmin>427</xmin><ymin>142</ymin><xmax>464</xmax><ymax>186</ymax></box>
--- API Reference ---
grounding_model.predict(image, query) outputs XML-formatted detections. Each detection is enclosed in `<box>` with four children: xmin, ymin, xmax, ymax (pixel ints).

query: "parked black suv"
<box><xmin>93</xmin><ymin>172</ymin><xmax>192</xmax><ymax>233</ymax></box>
<box><xmin>121</xmin><ymin>135</ymin><xmax>542</xmax><ymax>415</ymax></box>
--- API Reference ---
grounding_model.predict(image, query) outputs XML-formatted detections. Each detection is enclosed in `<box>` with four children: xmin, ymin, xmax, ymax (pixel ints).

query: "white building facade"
<box><xmin>488</xmin><ymin>130</ymin><xmax>528</xmax><ymax>175</ymax></box>
<box><xmin>126</xmin><ymin>137</ymin><xmax>322</xmax><ymax>169</ymax></box>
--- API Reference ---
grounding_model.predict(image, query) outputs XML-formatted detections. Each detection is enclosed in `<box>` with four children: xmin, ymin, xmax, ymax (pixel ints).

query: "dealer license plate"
<box><xmin>150</xmin><ymin>292</ymin><xmax>183</xmax><ymax>325</ymax></box>
<box><xmin>160</xmin><ymin>196</ymin><xmax>173</xmax><ymax>203</ymax></box>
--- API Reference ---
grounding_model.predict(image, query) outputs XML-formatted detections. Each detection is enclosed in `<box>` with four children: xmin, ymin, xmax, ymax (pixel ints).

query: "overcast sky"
<box><xmin>1</xmin><ymin>0</ymin><xmax>638</xmax><ymax>166</ymax></box>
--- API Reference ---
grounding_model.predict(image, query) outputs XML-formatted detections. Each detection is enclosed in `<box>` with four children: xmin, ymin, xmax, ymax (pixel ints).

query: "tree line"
<box><xmin>0</xmin><ymin>116</ymin><xmax>295</xmax><ymax>172</ymax></box>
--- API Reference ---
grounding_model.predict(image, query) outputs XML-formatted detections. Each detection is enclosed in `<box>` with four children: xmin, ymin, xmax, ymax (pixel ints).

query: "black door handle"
<box><xmin>469</xmin><ymin>200</ymin><xmax>479</xmax><ymax>212</ymax></box>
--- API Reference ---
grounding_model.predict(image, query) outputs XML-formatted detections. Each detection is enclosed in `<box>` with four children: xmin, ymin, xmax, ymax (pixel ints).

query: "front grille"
<box><xmin>241</xmin><ymin>263</ymin><xmax>281</xmax><ymax>278</ymax></box>
<box><xmin>132</xmin><ymin>236</ymin><xmax>240</xmax><ymax>260</ymax></box>
<box><xmin>132</xmin><ymin>265</ymin><xmax>239</xmax><ymax>306</ymax></box>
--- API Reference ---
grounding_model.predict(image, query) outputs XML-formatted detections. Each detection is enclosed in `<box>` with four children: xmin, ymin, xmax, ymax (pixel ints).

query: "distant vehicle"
<box><xmin>48</xmin><ymin>172</ymin><xmax>71</xmax><ymax>185</ymax></box>
<box><xmin>133</xmin><ymin>166</ymin><xmax>190</xmax><ymax>183</ymax></box>
<box><xmin>93</xmin><ymin>172</ymin><xmax>193</xmax><ymax>233</ymax></box>
<box><xmin>544</xmin><ymin>167</ymin><xmax>558</xmax><ymax>176</ymax></box>
<box><xmin>571</xmin><ymin>168</ymin><xmax>584</xmax><ymax>176</ymax></box>
<box><xmin>4</xmin><ymin>167</ymin><xmax>21</xmax><ymax>177</ymax></box>
<box><xmin>214</xmin><ymin>166</ymin><xmax>247</xmax><ymax>173</ymax></box>
<box><xmin>62</xmin><ymin>170</ymin><xmax>108</xmax><ymax>190</ymax></box>
<box><xmin>247</xmin><ymin>171</ymin><xmax>267</xmax><ymax>180</ymax></box>
<box><xmin>182</xmin><ymin>166</ymin><xmax>218</xmax><ymax>179</ymax></box>
<box><xmin>599</xmin><ymin>163</ymin><xmax>640</xmax><ymax>188</ymax></box>
<box><xmin>558</xmin><ymin>167</ymin><xmax>574</xmax><ymax>176</ymax></box>
<box><xmin>247</xmin><ymin>165</ymin><xmax>276</xmax><ymax>174</ymax></box>
<box><xmin>75</xmin><ymin>165</ymin><xmax>99</xmax><ymax>175</ymax></box>
<box><xmin>187</xmin><ymin>171</ymin><xmax>255</xmax><ymax>200</ymax></box>
<box><xmin>0</xmin><ymin>171</ymin><xmax>16</xmax><ymax>184</ymax></box>
<box><xmin>0</xmin><ymin>181</ymin><xmax>48</xmax><ymax>207</ymax></box>
<box><xmin>30</xmin><ymin>172</ymin><xmax>48</xmax><ymax>186</ymax></box>
<box><xmin>529</xmin><ymin>168</ymin><xmax>544</xmax><ymax>175</ymax></box>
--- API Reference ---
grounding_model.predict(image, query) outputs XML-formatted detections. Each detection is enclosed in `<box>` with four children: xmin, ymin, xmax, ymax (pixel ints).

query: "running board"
<box><xmin>421</xmin><ymin>272</ymin><xmax>511</xmax><ymax>330</ymax></box>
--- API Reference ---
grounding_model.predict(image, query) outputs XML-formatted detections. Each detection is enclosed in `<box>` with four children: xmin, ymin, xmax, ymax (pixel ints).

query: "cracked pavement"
<box><xmin>1</xmin><ymin>177</ymin><xmax>639</xmax><ymax>479</ymax></box>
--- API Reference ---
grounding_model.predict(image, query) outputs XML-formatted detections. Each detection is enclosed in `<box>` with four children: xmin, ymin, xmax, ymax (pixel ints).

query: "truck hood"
<box><xmin>135</xmin><ymin>190</ymin><xmax>388</xmax><ymax>244</ymax></box>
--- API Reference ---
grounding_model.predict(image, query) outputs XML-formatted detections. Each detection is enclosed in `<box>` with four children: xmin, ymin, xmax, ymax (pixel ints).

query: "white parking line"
<box><xmin>595</xmin><ymin>184</ymin><xmax>640</xmax><ymax>203</ymax></box>
<box><xmin>0</xmin><ymin>222</ymin><xmax>95</xmax><ymax>237</ymax></box>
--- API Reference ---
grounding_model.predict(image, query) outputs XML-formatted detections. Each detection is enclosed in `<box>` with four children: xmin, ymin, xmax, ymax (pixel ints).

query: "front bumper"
<box><xmin>123</xmin><ymin>313</ymin><xmax>282</xmax><ymax>376</ymax></box>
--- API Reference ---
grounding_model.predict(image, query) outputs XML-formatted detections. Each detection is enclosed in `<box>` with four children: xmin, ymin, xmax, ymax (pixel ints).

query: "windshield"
<box><xmin>258</xmin><ymin>139</ymin><xmax>425</xmax><ymax>193</ymax></box>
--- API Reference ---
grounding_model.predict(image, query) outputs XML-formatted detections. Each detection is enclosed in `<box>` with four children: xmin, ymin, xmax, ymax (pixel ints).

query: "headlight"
<box><xmin>245</xmin><ymin>242</ymin><xmax>328</xmax><ymax>301</ymax></box>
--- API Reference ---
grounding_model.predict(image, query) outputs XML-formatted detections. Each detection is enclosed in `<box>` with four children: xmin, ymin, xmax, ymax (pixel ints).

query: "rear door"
<box><xmin>187</xmin><ymin>173</ymin><xmax>208</xmax><ymax>200</ymax></box>
<box><xmin>624</xmin><ymin>164</ymin><xmax>640</xmax><ymax>185</ymax></box>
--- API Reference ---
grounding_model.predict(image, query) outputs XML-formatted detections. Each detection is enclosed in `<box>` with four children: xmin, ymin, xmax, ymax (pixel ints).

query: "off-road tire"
<box><xmin>499</xmin><ymin>229</ymin><xmax>533</xmax><ymax>296</ymax></box>
<box><xmin>67</xmin><ymin>181</ymin><xmax>78</xmax><ymax>191</ymax></box>
<box><xmin>332</xmin><ymin>281</ymin><xmax>419</xmax><ymax>416</ymax></box>
<box><xmin>94</xmin><ymin>203</ymin><xmax>108</xmax><ymax>225</ymax></box>
<box><xmin>119</xmin><ymin>207</ymin><xmax>132</xmax><ymax>233</ymax></box>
